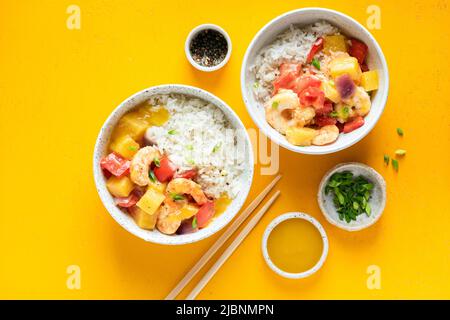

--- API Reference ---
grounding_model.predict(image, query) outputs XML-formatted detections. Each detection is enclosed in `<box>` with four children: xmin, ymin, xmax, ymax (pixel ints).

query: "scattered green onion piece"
<box><xmin>170</xmin><ymin>193</ymin><xmax>185</xmax><ymax>201</ymax></box>
<box><xmin>272</xmin><ymin>101</ymin><xmax>279</xmax><ymax>109</ymax></box>
<box><xmin>192</xmin><ymin>216</ymin><xmax>198</xmax><ymax>229</ymax></box>
<box><xmin>148</xmin><ymin>170</ymin><xmax>157</xmax><ymax>183</ymax></box>
<box><xmin>253</xmin><ymin>82</ymin><xmax>259</xmax><ymax>88</ymax></box>
<box><xmin>168</xmin><ymin>129</ymin><xmax>177</xmax><ymax>135</ymax></box>
<box><xmin>392</xmin><ymin>159</ymin><xmax>399</xmax><ymax>171</ymax></box>
<box><xmin>397</xmin><ymin>128</ymin><xmax>404</xmax><ymax>136</ymax></box>
<box><xmin>212</xmin><ymin>143</ymin><xmax>221</xmax><ymax>153</ymax></box>
<box><xmin>186</xmin><ymin>145</ymin><xmax>194</xmax><ymax>151</ymax></box>
<box><xmin>395</xmin><ymin>149</ymin><xmax>406</xmax><ymax>156</ymax></box>
<box><xmin>343</xmin><ymin>107</ymin><xmax>350</xmax><ymax>117</ymax></box>
<box><xmin>311</xmin><ymin>58</ymin><xmax>321</xmax><ymax>70</ymax></box>
<box><xmin>330</xmin><ymin>111</ymin><xmax>338</xmax><ymax>118</ymax></box>
<box><xmin>128</xmin><ymin>145</ymin><xmax>138</xmax><ymax>151</ymax></box>
<box><xmin>384</xmin><ymin>154</ymin><xmax>390</xmax><ymax>165</ymax></box>
<box><xmin>154</xmin><ymin>157</ymin><xmax>160</xmax><ymax>167</ymax></box>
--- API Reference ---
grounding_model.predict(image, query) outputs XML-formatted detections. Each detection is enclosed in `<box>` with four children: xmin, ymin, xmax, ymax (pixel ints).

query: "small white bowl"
<box><xmin>318</xmin><ymin>162</ymin><xmax>386</xmax><ymax>231</ymax></box>
<box><xmin>241</xmin><ymin>8</ymin><xmax>389</xmax><ymax>155</ymax></box>
<box><xmin>185</xmin><ymin>24</ymin><xmax>232</xmax><ymax>72</ymax></box>
<box><xmin>93</xmin><ymin>84</ymin><xmax>253</xmax><ymax>245</ymax></box>
<box><xmin>262</xmin><ymin>212</ymin><xmax>328</xmax><ymax>279</ymax></box>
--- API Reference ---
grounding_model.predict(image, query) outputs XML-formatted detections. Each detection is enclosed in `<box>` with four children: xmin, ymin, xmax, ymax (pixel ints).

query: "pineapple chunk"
<box><xmin>136</xmin><ymin>188</ymin><xmax>165</xmax><ymax>216</ymax></box>
<box><xmin>106</xmin><ymin>176</ymin><xmax>134</xmax><ymax>198</ymax></box>
<box><xmin>147</xmin><ymin>180</ymin><xmax>167</xmax><ymax>194</ymax></box>
<box><xmin>129</xmin><ymin>206</ymin><xmax>157</xmax><ymax>230</ymax></box>
<box><xmin>321</xmin><ymin>80</ymin><xmax>340</xmax><ymax>103</ymax></box>
<box><xmin>329</xmin><ymin>56</ymin><xmax>362</xmax><ymax>83</ymax></box>
<box><xmin>178</xmin><ymin>204</ymin><xmax>199</xmax><ymax>220</ymax></box>
<box><xmin>361</xmin><ymin>70</ymin><xmax>379</xmax><ymax>91</ymax></box>
<box><xmin>323</xmin><ymin>35</ymin><xmax>347</xmax><ymax>53</ymax></box>
<box><xmin>286</xmin><ymin>127</ymin><xmax>318</xmax><ymax>146</ymax></box>
<box><xmin>116</xmin><ymin>112</ymin><xmax>149</xmax><ymax>141</ymax></box>
<box><xmin>137</xmin><ymin>105</ymin><xmax>170</xmax><ymax>126</ymax></box>
<box><xmin>109</xmin><ymin>135</ymin><xmax>139</xmax><ymax>159</ymax></box>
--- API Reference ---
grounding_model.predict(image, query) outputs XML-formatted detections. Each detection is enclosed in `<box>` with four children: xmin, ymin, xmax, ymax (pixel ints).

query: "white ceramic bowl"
<box><xmin>93</xmin><ymin>84</ymin><xmax>254</xmax><ymax>245</ymax></box>
<box><xmin>262</xmin><ymin>212</ymin><xmax>328</xmax><ymax>279</ymax></box>
<box><xmin>318</xmin><ymin>162</ymin><xmax>386</xmax><ymax>231</ymax></box>
<box><xmin>185</xmin><ymin>24</ymin><xmax>232</xmax><ymax>72</ymax></box>
<box><xmin>241</xmin><ymin>8</ymin><xmax>389</xmax><ymax>155</ymax></box>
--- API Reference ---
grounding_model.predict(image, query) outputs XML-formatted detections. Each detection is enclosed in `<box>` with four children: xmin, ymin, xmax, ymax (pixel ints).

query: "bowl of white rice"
<box><xmin>94</xmin><ymin>84</ymin><xmax>254</xmax><ymax>245</ymax></box>
<box><xmin>241</xmin><ymin>8</ymin><xmax>389</xmax><ymax>155</ymax></box>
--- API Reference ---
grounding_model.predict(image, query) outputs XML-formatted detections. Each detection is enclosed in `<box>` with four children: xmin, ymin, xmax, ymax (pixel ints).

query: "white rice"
<box><xmin>251</xmin><ymin>21</ymin><xmax>339</xmax><ymax>102</ymax></box>
<box><xmin>145</xmin><ymin>94</ymin><xmax>245</xmax><ymax>199</ymax></box>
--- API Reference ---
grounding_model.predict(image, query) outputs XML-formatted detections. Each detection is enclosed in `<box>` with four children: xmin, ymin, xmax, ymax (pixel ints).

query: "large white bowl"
<box><xmin>93</xmin><ymin>84</ymin><xmax>254</xmax><ymax>245</ymax></box>
<box><xmin>241</xmin><ymin>8</ymin><xmax>389</xmax><ymax>155</ymax></box>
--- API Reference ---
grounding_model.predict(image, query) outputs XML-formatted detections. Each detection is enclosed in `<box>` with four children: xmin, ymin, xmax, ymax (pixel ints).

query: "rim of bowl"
<box><xmin>93</xmin><ymin>84</ymin><xmax>254</xmax><ymax>245</ymax></box>
<box><xmin>261</xmin><ymin>212</ymin><xmax>329</xmax><ymax>279</ymax></box>
<box><xmin>240</xmin><ymin>7</ymin><xmax>390</xmax><ymax>155</ymax></box>
<box><xmin>317</xmin><ymin>162</ymin><xmax>386</xmax><ymax>231</ymax></box>
<box><xmin>185</xmin><ymin>24</ymin><xmax>232</xmax><ymax>72</ymax></box>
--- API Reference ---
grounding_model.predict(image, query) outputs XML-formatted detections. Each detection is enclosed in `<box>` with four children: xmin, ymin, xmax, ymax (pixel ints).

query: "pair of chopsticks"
<box><xmin>165</xmin><ymin>175</ymin><xmax>282</xmax><ymax>300</ymax></box>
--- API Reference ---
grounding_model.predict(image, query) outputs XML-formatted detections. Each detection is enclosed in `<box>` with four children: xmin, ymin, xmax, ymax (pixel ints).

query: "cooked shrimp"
<box><xmin>269</xmin><ymin>89</ymin><xmax>300</xmax><ymax>111</ymax></box>
<box><xmin>344</xmin><ymin>87</ymin><xmax>371</xmax><ymax>117</ymax></box>
<box><xmin>265</xmin><ymin>89</ymin><xmax>300</xmax><ymax>134</ymax></box>
<box><xmin>130</xmin><ymin>146</ymin><xmax>162</xmax><ymax>186</ymax></box>
<box><xmin>156</xmin><ymin>202</ymin><xmax>182</xmax><ymax>235</ymax></box>
<box><xmin>312</xmin><ymin>125</ymin><xmax>339</xmax><ymax>146</ymax></box>
<box><xmin>294</xmin><ymin>106</ymin><xmax>315</xmax><ymax>127</ymax></box>
<box><xmin>166</xmin><ymin>178</ymin><xmax>208</xmax><ymax>205</ymax></box>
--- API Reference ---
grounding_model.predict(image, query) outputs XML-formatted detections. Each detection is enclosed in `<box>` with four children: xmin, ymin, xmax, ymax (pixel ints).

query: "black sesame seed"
<box><xmin>189</xmin><ymin>29</ymin><xmax>228</xmax><ymax>67</ymax></box>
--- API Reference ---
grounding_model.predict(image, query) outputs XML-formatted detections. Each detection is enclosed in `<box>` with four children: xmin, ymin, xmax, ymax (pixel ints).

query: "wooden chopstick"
<box><xmin>186</xmin><ymin>190</ymin><xmax>281</xmax><ymax>300</ymax></box>
<box><xmin>165</xmin><ymin>174</ymin><xmax>282</xmax><ymax>300</ymax></box>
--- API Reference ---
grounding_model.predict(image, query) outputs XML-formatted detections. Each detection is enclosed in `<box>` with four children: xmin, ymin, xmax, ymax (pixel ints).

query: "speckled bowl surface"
<box><xmin>262</xmin><ymin>212</ymin><xmax>328</xmax><ymax>279</ymax></box>
<box><xmin>241</xmin><ymin>8</ymin><xmax>389</xmax><ymax>155</ymax></box>
<box><xmin>318</xmin><ymin>162</ymin><xmax>386</xmax><ymax>231</ymax></box>
<box><xmin>93</xmin><ymin>84</ymin><xmax>254</xmax><ymax>245</ymax></box>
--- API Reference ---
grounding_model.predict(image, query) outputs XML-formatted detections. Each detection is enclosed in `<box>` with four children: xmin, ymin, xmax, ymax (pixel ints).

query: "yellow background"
<box><xmin>1</xmin><ymin>0</ymin><xmax>449</xmax><ymax>299</ymax></box>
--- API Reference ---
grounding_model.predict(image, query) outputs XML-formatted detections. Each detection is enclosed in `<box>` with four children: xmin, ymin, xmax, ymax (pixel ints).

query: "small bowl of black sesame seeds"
<box><xmin>185</xmin><ymin>24</ymin><xmax>232</xmax><ymax>72</ymax></box>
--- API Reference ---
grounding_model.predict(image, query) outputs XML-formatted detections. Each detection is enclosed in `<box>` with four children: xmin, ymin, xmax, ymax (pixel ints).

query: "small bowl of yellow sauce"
<box><xmin>262</xmin><ymin>212</ymin><xmax>328</xmax><ymax>279</ymax></box>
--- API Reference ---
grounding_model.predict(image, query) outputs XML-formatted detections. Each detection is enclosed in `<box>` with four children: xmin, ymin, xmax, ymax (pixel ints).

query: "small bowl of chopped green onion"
<box><xmin>318</xmin><ymin>162</ymin><xmax>386</xmax><ymax>231</ymax></box>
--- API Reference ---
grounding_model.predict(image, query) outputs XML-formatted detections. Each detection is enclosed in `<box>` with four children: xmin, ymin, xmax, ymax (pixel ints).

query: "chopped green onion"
<box><xmin>186</xmin><ymin>158</ymin><xmax>195</xmax><ymax>165</ymax></box>
<box><xmin>192</xmin><ymin>216</ymin><xmax>198</xmax><ymax>229</ymax></box>
<box><xmin>395</xmin><ymin>149</ymin><xmax>406</xmax><ymax>156</ymax></box>
<box><xmin>365</xmin><ymin>202</ymin><xmax>372</xmax><ymax>216</ymax></box>
<box><xmin>397</xmin><ymin>128</ymin><xmax>404</xmax><ymax>136</ymax></box>
<box><xmin>392</xmin><ymin>159</ymin><xmax>399</xmax><ymax>171</ymax></box>
<box><xmin>186</xmin><ymin>145</ymin><xmax>194</xmax><ymax>151</ymax></box>
<box><xmin>154</xmin><ymin>157</ymin><xmax>160</xmax><ymax>167</ymax></box>
<box><xmin>128</xmin><ymin>145</ymin><xmax>138</xmax><ymax>151</ymax></box>
<box><xmin>311</xmin><ymin>58</ymin><xmax>321</xmax><ymax>70</ymax></box>
<box><xmin>330</xmin><ymin>111</ymin><xmax>338</xmax><ymax>118</ymax></box>
<box><xmin>343</xmin><ymin>107</ymin><xmax>350</xmax><ymax>117</ymax></box>
<box><xmin>253</xmin><ymin>82</ymin><xmax>259</xmax><ymax>88</ymax></box>
<box><xmin>168</xmin><ymin>129</ymin><xmax>177</xmax><ymax>135</ymax></box>
<box><xmin>148</xmin><ymin>169</ymin><xmax>157</xmax><ymax>183</ymax></box>
<box><xmin>272</xmin><ymin>101</ymin><xmax>279</xmax><ymax>109</ymax></box>
<box><xmin>384</xmin><ymin>154</ymin><xmax>390</xmax><ymax>165</ymax></box>
<box><xmin>212</xmin><ymin>143</ymin><xmax>221</xmax><ymax>153</ymax></box>
<box><xmin>325</xmin><ymin>171</ymin><xmax>374</xmax><ymax>223</ymax></box>
<box><xmin>170</xmin><ymin>193</ymin><xmax>185</xmax><ymax>201</ymax></box>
